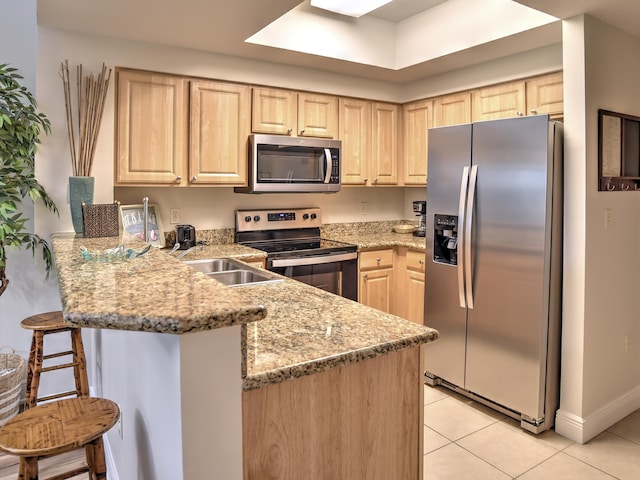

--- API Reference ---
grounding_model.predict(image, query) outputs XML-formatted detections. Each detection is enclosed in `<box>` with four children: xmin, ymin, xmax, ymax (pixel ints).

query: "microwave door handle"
<box><xmin>324</xmin><ymin>148</ymin><xmax>332</xmax><ymax>184</ymax></box>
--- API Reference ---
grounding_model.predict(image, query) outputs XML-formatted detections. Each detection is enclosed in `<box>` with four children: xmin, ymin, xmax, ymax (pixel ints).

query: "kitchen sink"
<box><xmin>183</xmin><ymin>258</ymin><xmax>282</xmax><ymax>287</ymax></box>
<box><xmin>183</xmin><ymin>258</ymin><xmax>241</xmax><ymax>274</ymax></box>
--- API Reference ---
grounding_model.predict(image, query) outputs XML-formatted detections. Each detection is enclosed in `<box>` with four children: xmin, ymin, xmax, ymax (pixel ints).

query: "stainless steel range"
<box><xmin>235</xmin><ymin>208</ymin><xmax>358</xmax><ymax>300</ymax></box>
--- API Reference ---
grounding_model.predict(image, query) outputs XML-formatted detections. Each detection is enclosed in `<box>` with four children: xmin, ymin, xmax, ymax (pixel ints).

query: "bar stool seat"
<box><xmin>0</xmin><ymin>397</ymin><xmax>119</xmax><ymax>480</ymax></box>
<box><xmin>20</xmin><ymin>311</ymin><xmax>89</xmax><ymax>408</ymax></box>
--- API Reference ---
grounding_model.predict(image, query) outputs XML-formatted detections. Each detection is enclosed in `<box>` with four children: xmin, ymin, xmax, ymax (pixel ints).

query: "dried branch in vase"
<box><xmin>60</xmin><ymin>60</ymin><xmax>111</xmax><ymax>177</ymax></box>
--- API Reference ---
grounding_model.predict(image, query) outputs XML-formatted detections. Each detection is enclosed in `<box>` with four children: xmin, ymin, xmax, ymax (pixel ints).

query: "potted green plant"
<box><xmin>0</xmin><ymin>63</ymin><xmax>58</xmax><ymax>297</ymax></box>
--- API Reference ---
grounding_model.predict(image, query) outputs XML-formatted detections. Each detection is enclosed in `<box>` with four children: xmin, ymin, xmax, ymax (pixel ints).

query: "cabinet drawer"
<box><xmin>359</xmin><ymin>249</ymin><xmax>394</xmax><ymax>270</ymax></box>
<box><xmin>406</xmin><ymin>250</ymin><xmax>426</xmax><ymax>272</ymax></box>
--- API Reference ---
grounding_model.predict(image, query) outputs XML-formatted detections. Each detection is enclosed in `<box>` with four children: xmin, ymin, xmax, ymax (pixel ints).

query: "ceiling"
<box><xmin>36</xmin><ymin>0</ymin><xmax>640</xmax><ymax>84</ymax></box>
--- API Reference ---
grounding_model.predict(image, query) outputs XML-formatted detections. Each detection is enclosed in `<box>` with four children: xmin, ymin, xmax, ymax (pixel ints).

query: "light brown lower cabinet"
<box><xmin>242</xmin><ymin>346</ymin><xmax>424</xmax><ymax>479</ymax></box>
<box><xmin>358</xmin><ymin>247</ymin><xmax>426</xmax><ymax>323</ymax></box>
<box><xmin>359</xmin><ymin>248</ymin><xmax>394</xmax><ymax>313</ymax></box>
<box><xmin>396</xmin><ymin>248</ymin><xmax>426</xmax><ymax>324</ymax></box>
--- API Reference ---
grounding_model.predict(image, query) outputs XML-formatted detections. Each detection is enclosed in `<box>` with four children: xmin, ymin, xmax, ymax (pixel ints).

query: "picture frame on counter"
<box><xmin>119</xmin><ymin>203</ymin><xmax>165</xmax><ymax>247</ymax></box>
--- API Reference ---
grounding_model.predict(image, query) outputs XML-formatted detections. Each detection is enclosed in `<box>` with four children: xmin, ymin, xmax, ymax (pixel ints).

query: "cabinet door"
<box><xmin>359</xmin><ymin>249</ymin><xmax>394</xmax><ymax>313</ymax></box>
<box><xmin>190</xmin><ymin>81</ymin><xmax>250</xmax><ymax>185</ymax></box>
<box><xmin>371</xmin><ymin>102</ymin><xmax>399</xmax><ymax>185</ymax></box>
<box><xmin>360</xmin><ymin>269</ymin><xmax>393</xmax><ymax>313</ymax></box>
<box><xmin>433</xmin><ymin>92</ymin><xmax>472</xmax><ymax>127</ymax></box>
<box><xmin>526</xmin><ymin>72</ymin><xmax>563</xmax><ymax>119</ymax></box>
<box><xmin>251</xmin><ymin>87</ymin><xmax>297</xmax><ymax>135</ymax></box>
<box><xmin>116</xmin><ymin>70</ymin><xmax>188</xmax><ymax>185</ymax></box>
<box><xmin>404</xmin><ymin>250</ymin><xmax>426</xmax><ymax>324</ymax></box>
<box><xmin>339</xmin><ymin>98</ymin><xmax>371</xmax><ymax>185</ymax></box>
<box><xmin>402</xmin><ymin>100</ymin><xmax>432</xmax><ymax>185</ymax></box>
<box><xmin>472</xmin><ymin>80</ymin><xmax>526</xmax><ymax>121</ymax></box>
<box><xmin>298</xmin><ymin>93</ymin><xmax>338</xmax><ymax>138</ymax></box>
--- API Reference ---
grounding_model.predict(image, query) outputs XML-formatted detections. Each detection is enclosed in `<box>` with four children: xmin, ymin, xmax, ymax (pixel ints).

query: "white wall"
<box><xmin>556</xmin><ymin>15</ymin><xmax>640</xmax><ymax>443</ymax></box>
<box><xmin>0</xmin><ymin>0</ymin><xmax>57</xmax><ymax>384</ymax></box>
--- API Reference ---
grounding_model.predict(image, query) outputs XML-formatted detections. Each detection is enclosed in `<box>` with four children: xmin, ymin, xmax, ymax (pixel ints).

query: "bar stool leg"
<box><xmin>71</xmin><ymin>328</ymin><xmax>90</xmax><ymax>398</ymax></box>
<box><xmin>26</xmin><ymin>331</ymin><xmax>45</xmax><ymax>409</ymax></box>
<box><xmin>86</xmin><ymin>437</ymin><xmax>107</xmax><ymax>480</ymax></box>
<box><xmin>18</xmin><ymin>456</ymin><xmax>38</xmax><ymax>480</ymax></box>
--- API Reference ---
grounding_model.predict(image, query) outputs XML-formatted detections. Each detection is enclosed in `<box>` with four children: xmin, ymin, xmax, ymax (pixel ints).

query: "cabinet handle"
<box><xmin>376</xmin><ymin>257</ymin><xmax>381</xmax><ymax>263</ymax></box>
<box><xmin>419</xmin><ymin>259</ymin><xmax>425</xmax><ymax>265</ymax></box>
<box><xmin>192</xmin><ymin>175</ymin><xmax>198</xmax><ymax>182</ymax></box>
<box><xmin>531</xmin><ymin>109</ymin><xmax>537</xmax><ymax>114</ymax></box>
<box><xmin>300</xmin><ymin>129</ymin><xmax>305</xmax><ymax>135</ymax></box>
<box><xmin>287</xmin><ymin>128</ymin><xmax>293</xmax><ymax>135</ymax></box>
<box><xmin>176</xmin><ymin>176</ymin><xmax>182</xmax><ymax>182</ymax></box>
<box><xmin>517</xmin><ymin>111</ymin><xmax>523</xmax><ymax>116</ymax></box>
<box><xmin>363</xmin><ymin>273</ymin><xmax>368</xmax><ymax>279</ymax></box>
<box><xmin>363</xmin><ymin>178</ymin><xmax>368</xmax><ymax>184</ymax></box>
<box><xmin>373</xmin><ymin>178</ymin><xmax>378</xmax><ymax>184</ymax></box>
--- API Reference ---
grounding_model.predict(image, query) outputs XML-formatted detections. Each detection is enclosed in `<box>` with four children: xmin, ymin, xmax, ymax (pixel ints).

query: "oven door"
<box><xmin>268</xmin><ymin>252</ymin><xmax>357</xmax><ymax>301</ymax></box>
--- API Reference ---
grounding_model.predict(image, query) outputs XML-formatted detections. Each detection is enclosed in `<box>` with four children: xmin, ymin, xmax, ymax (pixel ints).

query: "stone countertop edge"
<box><xmin>51</xmin><ymin>233</ymin><xmax>267</xmax><ymax>334</ymax></box>
<box><xmin>242</xmin><ymin>331</ymin><xmax>437</xmax><ymax>391</ymax></box>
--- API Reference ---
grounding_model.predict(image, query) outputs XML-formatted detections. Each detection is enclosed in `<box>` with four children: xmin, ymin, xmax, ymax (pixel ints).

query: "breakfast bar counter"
<box><xmin>51</xmin><ymin>233</ymin><xmax>438</xmax><ymax>480</ymax></box>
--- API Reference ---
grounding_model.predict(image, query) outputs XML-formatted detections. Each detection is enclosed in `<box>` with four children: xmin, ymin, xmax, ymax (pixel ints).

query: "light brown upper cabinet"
<box><xmin>298</xmin><ymin>93</ymin><xmax>338</xmax><ymax>138</ymax></box>
<box><xmin>116</xmin><ymin>70</ymin><xmax>188</xmax><ymax>185</ymax></box>
<box><xmin>472</xmin><ymin>80</ymin><xmax>526</xmax><ymax>121</ymax></box>
<box><xmin>251</xmin><ymin>87</ymin><xmax>338</xmax><ymax>138</ymax></box>
<box><xmin>526</xmin><ymin>72</ymin><xmax>564</xmax><ymax>120</ymax></box>
<box><xmin>433</xmin><ymin>92</ymin><xmax>472</xmax><ymax>127</ymax></box>
<box><xmin>339</xmin><ymin>97</ymin><xmax>371</xmax><ymax>185</ymax></box>
<box><xmin>402</xmin><ymin>99</ymin><xmax>432</xmax><ymax>185</ymax></box>
<box><xmin>190</xmin><ymin>80</ymin><xmax>250</xmax><ymax>185</ymax></box>
<box><xmin>371</xmin><ymin>102</ymin><xmax>399</xmax><ymax>185</ymax></box>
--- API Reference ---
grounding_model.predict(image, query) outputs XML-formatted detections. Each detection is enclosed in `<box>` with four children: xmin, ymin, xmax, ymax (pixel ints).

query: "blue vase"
<box><xmin>69</xmin><ymin>176</ymin><xmax>95</xmax><ymax>234</ymax></box>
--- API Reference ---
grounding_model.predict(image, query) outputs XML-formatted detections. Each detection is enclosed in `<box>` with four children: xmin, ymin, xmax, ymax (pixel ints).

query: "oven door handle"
<box><xmin>270</xmin><ymin>251</ymin><xmax>357</xmax><ymax>267</ymax></box>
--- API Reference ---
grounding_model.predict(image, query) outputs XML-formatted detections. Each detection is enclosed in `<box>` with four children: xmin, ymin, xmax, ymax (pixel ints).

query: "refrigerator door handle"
<box><xmin>457</xmin><ymin>166</ymin><xmax>470</xmax><ymax>308</ymax></box>
<box><xmin>465</xmin><ymin>165</ymin><xmax>478</xmax><ymax>309</ymax></box>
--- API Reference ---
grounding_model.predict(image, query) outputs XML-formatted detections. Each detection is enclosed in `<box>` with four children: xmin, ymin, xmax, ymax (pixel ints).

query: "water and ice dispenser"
<box><xmin>433</xmin><ymin>214</ymin><xmax>458</xmax><ymax>265</ymax></box>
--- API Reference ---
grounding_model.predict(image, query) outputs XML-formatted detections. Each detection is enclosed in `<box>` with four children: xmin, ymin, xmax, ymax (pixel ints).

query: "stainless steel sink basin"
<box><xmin>183</xmin><ymin>258</ymin><xmax>282</xmax><ymax>287</ymax></box>
<box><xmin>183</xmin><ymin>258</ymin><xmax>240</xmax><ymax>274</ymax></box>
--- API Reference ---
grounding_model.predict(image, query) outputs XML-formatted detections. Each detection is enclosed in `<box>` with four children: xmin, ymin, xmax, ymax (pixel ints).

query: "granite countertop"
<box><xmin>239</xmin><ymin>279</ymin><xmax>437</xmax><ymax>390</ymax></box>
<box><xmin>327</xmin><ymin>231</ymin><xmax>426</xmax><ymax>250</ymax></box>
<box><xmin>51</xmin><ymin>234</ymin><xmax>267</xmax><ymax>334</ymax></box>
<box><xmin>51</xmin><ymin>226</ymin><xmax>437</xmax><ymax>390</ymax></box>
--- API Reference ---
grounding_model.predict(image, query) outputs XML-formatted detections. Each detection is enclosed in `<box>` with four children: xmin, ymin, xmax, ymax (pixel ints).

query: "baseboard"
<box><xmin>104</xmin><ymin>434</ymin><xmax>120</xmax><ymax>480</ymax></box>
<box><xmin>555</xmin><ymin>384</ymin><xmax>640</xmax><ymax>444</ymax></box>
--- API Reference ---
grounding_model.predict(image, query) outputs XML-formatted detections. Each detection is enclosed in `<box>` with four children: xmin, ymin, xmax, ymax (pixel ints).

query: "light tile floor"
<box><xmin>423</xmin><ymin>384</ymin><xmax>640</xmax><ymax>479</ymax></box>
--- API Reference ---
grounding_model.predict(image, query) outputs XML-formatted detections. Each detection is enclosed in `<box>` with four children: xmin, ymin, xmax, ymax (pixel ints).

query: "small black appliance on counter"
<box><xmin>412</xmin><ymin>201</ymin><xmax>427</xmax><ymax>237</ymax></box>
<box><xmin>176</xmin><ymin>225</ymin><xmax>196</xmax><ymax>249</ymax></box>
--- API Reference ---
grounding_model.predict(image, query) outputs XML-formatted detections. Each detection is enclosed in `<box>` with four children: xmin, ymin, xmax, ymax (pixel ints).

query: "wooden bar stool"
<box><xmin>0</xmin><ymin>397</ymin><xmax>119</xmax><ymax>480</ymax></box>
<box><xmin>20</xmin><ymin>311</ymin><xmax>89</xmax><ymax>409</ymax></box>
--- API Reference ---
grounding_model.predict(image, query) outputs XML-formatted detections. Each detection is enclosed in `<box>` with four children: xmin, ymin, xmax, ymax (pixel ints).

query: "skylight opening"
<box><xmin>310</xmin><ymin>0</ymin><xmax>393</xmax><ymax>18</ymax></box>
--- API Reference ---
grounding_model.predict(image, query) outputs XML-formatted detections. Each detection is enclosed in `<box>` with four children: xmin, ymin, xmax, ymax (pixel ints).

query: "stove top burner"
<box><xmin>245</xmin><ymin>238</ymin><xmax>356</xmax><ymax>256</ymax></box>
<box><xmin>235</xmin><ymin>208</ymin><xmax>358</xmax><ymax>258</ymax></box>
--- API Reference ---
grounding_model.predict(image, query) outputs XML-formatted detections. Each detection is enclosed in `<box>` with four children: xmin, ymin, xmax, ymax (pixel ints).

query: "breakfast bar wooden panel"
<box><xmin>242</xmin><ymin>347</ymin><xmax>423</xmax><ymax>480</ymax></box>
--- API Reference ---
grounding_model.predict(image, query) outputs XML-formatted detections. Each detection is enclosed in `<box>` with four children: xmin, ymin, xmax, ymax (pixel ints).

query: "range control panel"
<box><xmin>236</xmin><ymin>208</ymin><xmax>322</xmax><ymax>232</ymax></box>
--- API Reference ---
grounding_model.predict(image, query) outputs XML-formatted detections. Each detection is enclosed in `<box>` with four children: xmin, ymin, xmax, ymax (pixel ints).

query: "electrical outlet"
<box><xmin>604</xmin><ymin>209</ymin><xmax>612</xmax><ymax>230</ymax></box>
<box><xmin>625</xmin><ymin>334</ymin><xmax>632</xmax><ymax>354</ymax></box>
<box><xmin>170</xmin><ymin>209</ymin><xmax>181</xmax><ymax>224</ymax></box>
<box><xmin>360</xmin><ymin>202</ymin><xmax>368</xmax><ymax>215</ymax></box>
<box><xmin>117</xmin><ymin>405</ymin><xmax>123</xmax><ymax>439</ymax></box>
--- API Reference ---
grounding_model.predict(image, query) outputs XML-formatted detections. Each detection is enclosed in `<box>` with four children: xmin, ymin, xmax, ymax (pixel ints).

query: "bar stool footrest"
<box><xmin>46</xmin><ymin>465</ymin><xmax>90</xmax><ymax>480</ymax></box>
<box><xmin>37</xmin><ymin>390</ymin><xmax>80</xmax><ymax>403</ymax></box>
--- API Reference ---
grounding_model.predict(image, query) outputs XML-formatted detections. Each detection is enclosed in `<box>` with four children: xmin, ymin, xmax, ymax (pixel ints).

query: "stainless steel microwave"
<box><xmin>234</xmin><ymin>134</ymin><xmax>341</xmax><ymax>194</ymax></box>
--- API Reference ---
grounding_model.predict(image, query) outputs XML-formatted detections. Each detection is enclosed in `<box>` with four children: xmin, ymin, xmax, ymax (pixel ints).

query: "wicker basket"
<box><xmin>0</xmin><ymin>347</ymin><xmax>26</xmax><ymax>426</ymax></box>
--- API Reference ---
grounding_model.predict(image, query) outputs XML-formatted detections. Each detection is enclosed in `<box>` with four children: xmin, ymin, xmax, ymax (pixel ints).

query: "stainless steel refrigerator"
<box><xmin>424</xmin><ymin>115</ymin><xmax>563</xmax><ymax>433</ymax></box>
